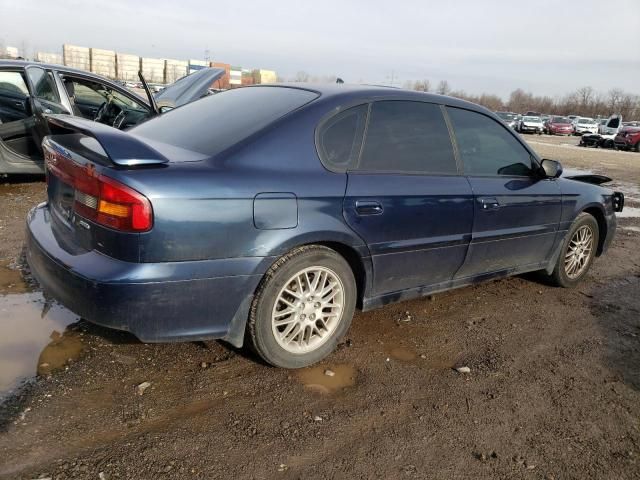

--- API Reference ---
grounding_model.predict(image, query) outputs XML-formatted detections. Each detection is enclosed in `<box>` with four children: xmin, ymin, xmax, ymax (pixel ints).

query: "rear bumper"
<box><xmin>26</xmin><ymin>204</ymin><xmax>268</xmax><ymax>345</ymax></box>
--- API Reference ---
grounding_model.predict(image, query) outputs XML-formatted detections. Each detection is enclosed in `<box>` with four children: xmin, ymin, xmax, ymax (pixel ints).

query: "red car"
<box><xmin>545</xmin><ymin>116</ymin><xmax>574</xmax><ymax>135</ymax></box>
<box><xmin>614</xmin><ymin>127</ymin><xmax>640</xmax><ymax>152</ymax></box>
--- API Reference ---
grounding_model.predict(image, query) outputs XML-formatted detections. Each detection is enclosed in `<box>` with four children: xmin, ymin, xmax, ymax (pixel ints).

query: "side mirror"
<box><xmin>540</xmin><ymin>159</ymin><xmax>563</xmax><ymax>178</ymax></box>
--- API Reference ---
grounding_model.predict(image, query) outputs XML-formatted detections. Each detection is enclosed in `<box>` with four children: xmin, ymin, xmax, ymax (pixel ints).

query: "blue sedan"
<box><xmin>26</xmin><ymin>84</ymin><xmax>623</xmax><ymax>368</ymax></box>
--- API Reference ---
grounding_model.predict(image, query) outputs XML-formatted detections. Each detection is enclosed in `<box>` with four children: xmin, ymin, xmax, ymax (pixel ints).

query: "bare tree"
<box><xmin>607</xmin><ymin>88</ymin><xmax>624</xmax><ymax>113</ymax></box>
<box><xmin>293</xmin><ymin>71</ymin><xmax>310</xmax><ymax>82</ymax></box>
<box><xmin>436</xmin><ymin>80</ymin><xmax>450</xmax><ymax>95</ymax></box>
<box><xmin>413</xmin><ymin>79</ymin><xmax>430</xmax><ymax>92</ymax></box>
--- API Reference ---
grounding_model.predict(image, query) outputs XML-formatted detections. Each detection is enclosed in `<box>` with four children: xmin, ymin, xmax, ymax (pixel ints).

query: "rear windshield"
<box><xmin>131</xmin><ymin>86</ymin><xmax>319</xmax><ymax>156</ymax></box>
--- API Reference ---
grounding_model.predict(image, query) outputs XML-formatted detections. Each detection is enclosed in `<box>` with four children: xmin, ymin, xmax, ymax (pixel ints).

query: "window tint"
<box><xmin>26</xmin><ymin>67</ymin><xmax>59</xmax><ymax>103</ymax></box>
<box><xmin>133</xmin><ymin>87</ymin><xmax>318</xmax><ymax>156</ymax></box>
<box><xmin>357</xmin><ymin>101</ymin><xmax>456</xmax><ymax>174</ymax></box>
<box><xmin>318</xmin><ymin>104</ymin><xmax>366</xmax><ymax>170</ymax></box>
<box><xmin>0</xmin><ymin>71</ymin><xmax>30</xmax><ymax>123</ymax></box>
<box><xmin>0</xmin><ymin>71</ymin><xmax>29</xmax><ymax>97</ymax></box>
<box><xmin>447</xmin><ymin>107</ymin><xmax>533</xmax><ymax>176</ymax></box>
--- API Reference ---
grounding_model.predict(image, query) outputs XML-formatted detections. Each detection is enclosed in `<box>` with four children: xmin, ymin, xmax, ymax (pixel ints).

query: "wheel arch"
<box><xmin>582</xmin><ymin>205</ymin><xmax>607</xmax><ymax>256</ymax></box>
<box><xmin>313</xmin><ymin>240</ymin><xmax>369</xmax><ymax>309</ymax></box>
<box><xmin>223</xmin><ymin>237</ymin><xmax>372</xmax><ymax>349</ymax></box>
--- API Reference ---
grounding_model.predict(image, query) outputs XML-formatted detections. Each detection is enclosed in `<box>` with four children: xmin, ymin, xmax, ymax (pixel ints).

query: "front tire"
<box><xmin>549</xmin><ymin>213</ymin><xmax>599</xmax><ymax>288</ymax></box>
<box><xmin>247</xmin><ymin>245</ymin><xmax>356</xmax><ymax>368</ymax></box>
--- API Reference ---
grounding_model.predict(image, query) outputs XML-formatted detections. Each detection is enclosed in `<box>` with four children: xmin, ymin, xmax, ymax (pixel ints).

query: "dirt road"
<box><xmin>0</xmin><ymin>136</ymin><xmax>639</xmax><ymax>479</ymax></box>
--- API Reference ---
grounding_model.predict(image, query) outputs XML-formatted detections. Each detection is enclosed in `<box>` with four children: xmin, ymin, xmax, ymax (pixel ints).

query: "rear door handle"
<box><xmin>479</xmin><ymin>197</ymin><xmax>500</xmax><ymax>210</ymax></box>
<box><xmin>355</xmin><ymin>200</ymin><xmax>384</xmax><ymax>216</ymax></box>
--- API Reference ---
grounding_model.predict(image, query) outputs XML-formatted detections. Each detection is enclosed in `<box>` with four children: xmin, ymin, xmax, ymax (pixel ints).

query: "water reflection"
<box><xmin>0</xmin><ymin>290</ymin><xmax>81</xmax><ymax>398</ymax></box>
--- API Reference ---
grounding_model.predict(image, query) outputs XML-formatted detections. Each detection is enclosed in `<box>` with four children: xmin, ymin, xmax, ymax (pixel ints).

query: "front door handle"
<box><xmin>355</xmin><ymin>200</ymin><xmax>384</xmax><ymax>216</ymax></box>
<box><xmin>479</xmin><ymin>197</ymin><xmax>500</xmax><ymax>210</ymax></box>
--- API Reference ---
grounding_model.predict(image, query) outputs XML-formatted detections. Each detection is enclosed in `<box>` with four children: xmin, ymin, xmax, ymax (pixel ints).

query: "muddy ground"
<box><xmin>0</xmin><ymin>136</ymin><xmax>639</xmax><ymax>479</ymax></box>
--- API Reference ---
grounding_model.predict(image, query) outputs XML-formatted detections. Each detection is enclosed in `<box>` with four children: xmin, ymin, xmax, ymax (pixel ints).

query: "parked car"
<box><xmin>545</xmin><ymin>116</ymin><xmax>574</xmax><ymax>135</ymax></box>
<box><xmin>517</xmin><ymin>115</ymin><xmax>544</xmax><ymax>134</ymax></box>
<box><xmin>573</xmin><ymin>117</ymin><xmax>598</xmax><ymax>135</ymax></box>
<box><xmin>597</xmin><ymin>118</ymin><xmax>609</xmax><ymax>134</ymax></box>
<box><xmin>580</xmin><ymin>114</ymin><xmax>623</xmax><ymax>148</ymax></box>
<box><xmin>25</xmin><ymin>85</ymin><xmax>623</xmax><ymax>368</ymax></box>
<box><xmin>495</xmin><ymin>111</ymin><xmax>519</xmax><ymax>129</ymax></box>
<box><xmin>0</xmin><ymin>60</ymin><xmax>224</xmax><ymax>175</ymax></box>
<box><xmin>614</xmin><ymin>126</ymin><xmax>640</xmax><ymax>152</ymax></box>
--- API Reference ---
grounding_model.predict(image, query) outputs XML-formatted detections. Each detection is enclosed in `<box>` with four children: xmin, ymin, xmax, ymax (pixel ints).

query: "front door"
<box><xmin>341</xmin><ymin>100</ymin><xmax>474</xmax><ymax>296</ymax></box>
<box><xmin>0</xmin><ymin>68</ymin><xmax>44</xmax><ymax>168</ymax></box>
<box><xmin>446</xmin><ymin>107</ymin><xmax>562</xmax><ymax>278</ymax></box>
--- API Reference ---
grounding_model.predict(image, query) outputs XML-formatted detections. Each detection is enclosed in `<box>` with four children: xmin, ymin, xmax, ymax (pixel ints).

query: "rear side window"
<box><xmin>132</xmin><ymin>86</ymin><xmax>318</xmax><ymax>157</ymax></box>
<box><xmin>317</xmin><ymin>104</ymin><xmax>367</xmax><ymax>171</ymax></box>
<box><xmin>356</xmin><ymin>101</ymin><xmax>456</xmax><ymax>174</ymax></box>
<box><xmin>447</xmin><ymin>107</ymin><xmax>534</xmax><ymax>176</ymax></box>
<box><xmin>26</xmin><ymin>67</ymin><xmax>59</xmax><ymax>103</ymax></box>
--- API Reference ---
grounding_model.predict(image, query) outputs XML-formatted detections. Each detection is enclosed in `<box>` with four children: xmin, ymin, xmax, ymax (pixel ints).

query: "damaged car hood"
<box><xmin>562</xmin><ymin>169</ymin><xmax>612</xmax><ymax>185</ymax></box>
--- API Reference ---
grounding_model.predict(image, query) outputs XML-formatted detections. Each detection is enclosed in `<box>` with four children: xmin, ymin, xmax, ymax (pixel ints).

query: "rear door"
<box><xmin>446</xmin><ymin>107</ymin><xmax>562</xmax><ymax>278</ymax></box>
<box><xmin>340</xmin><ymin>100</ymin><xmax>474</xmax><ymax>296</ymax></box>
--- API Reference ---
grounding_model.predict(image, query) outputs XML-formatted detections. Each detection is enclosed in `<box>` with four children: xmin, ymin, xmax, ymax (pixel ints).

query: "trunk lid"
<box><xmin>43</xmin><ymin>116</ymin><xmax>172</xmax><ymax>262</ymax></box>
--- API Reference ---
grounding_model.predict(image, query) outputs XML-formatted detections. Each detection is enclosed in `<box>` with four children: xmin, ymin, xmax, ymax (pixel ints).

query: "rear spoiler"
<box><xmin>46</xmin><ymin>114</ymin><xmax>168</xmax><ymax>167</ymax></box>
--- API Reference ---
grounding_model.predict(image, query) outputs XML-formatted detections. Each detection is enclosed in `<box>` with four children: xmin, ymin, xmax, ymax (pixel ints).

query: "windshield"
<box><xmin>132</xmin><ymin>86</ymin><xmax>319</xmax><ymax>157</ymax></box>
<box><xmin>578</xmin><ymin>118</ymin><xmax>594</xmax><ymax>124</ymax></box>
<box><xmin>523</xmin><ymin>116</ymin><xmax>540</xmax><ymax>122</ymax></box>
<box><xmin>552</xmin><ymin>117</ymin><xmax>570</xmax><ymax>123</ymax></box>
<box><xmin>496</xmin><ymin>112</ymin><xmax>515</xmax><ymax>120</ymax></box>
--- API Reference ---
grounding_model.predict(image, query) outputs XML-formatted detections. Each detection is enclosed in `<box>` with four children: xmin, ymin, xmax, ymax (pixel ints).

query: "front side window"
<box><xmin>356</xmin><ymin>101</ymin><xmax>456</xmax><ymax>174</ymax></box>
<box><xmin>447</xmin><ymin>107</ymin><xmax>534</xmax><ymax>176</ymax></box>
<box><xmin>0</xmin><ymin>71</ymin><xmax>30</xmax><ymax>124</ymax></box>
<box><xmin>317</xmin><ymin>104</ymin><xmax>367</xmax><ymax>171</ymax></box>
<box><xmin>26</xmin><ymin>67</ymin><xmax>59</xmax><ymax>103</ymax></box>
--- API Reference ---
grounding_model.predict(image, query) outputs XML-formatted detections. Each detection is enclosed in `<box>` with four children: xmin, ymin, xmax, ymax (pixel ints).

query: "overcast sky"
<box><xmin>1</xmin><ymin>0</ymin><xmax>638</xmax><ymax>98</ymax></box>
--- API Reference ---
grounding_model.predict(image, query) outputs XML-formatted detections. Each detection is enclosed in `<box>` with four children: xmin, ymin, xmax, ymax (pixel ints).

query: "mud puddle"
<box><xmin>0</xmin><ymin>265</ymin><xmax>30</xmax><ymax>295</ymax></box>
<box><xmin>0</xmin><ymin>291</ymin><xmax>81</xmax><ymax>399</ymax></box>
<box><xmin>386</xmin><ymin>345</ymin><xmax>417</xmax><ymax>362</ymax></box>
<box><xmin>297</xmin><ymin>364</ymin><xmax>357</xmax><ymax>394</ymax></box>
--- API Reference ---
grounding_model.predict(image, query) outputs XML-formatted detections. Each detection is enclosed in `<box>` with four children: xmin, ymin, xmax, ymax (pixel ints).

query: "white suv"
<box><xmin>573</xmin><ymin>117</ymin><xmax>598</xmax><ymax>135</ymax></box>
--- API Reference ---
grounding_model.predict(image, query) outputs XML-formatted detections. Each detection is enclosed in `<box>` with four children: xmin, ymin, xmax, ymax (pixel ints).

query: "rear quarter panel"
<box><xmin>106</xmin><ymin>106</ymin><xmax>367</xmax><ymax>264</ymax></box>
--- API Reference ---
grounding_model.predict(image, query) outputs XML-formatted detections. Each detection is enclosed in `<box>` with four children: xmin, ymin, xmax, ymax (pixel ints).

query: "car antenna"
<box><xmin>138</xmin><ymin>70</ymin><xmax>159</xmax><ymax>116</ymax></box>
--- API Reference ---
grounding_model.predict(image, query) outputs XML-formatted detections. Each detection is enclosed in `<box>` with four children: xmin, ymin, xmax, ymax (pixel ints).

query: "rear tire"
<box><xmin>247</xmin><ymin>245</ymin><xmax>356</xmax><ymax>368</ymax></box>
<box><xmin>548</xmin><ymin>213</ymin><xmax>599</xmax><ymax>288</ymax></box>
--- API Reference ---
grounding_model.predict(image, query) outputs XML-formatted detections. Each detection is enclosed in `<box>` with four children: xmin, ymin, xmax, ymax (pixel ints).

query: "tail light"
<box><xmin>74</xmin><ymin>175</ymin><xmax>153</xmax><ymax>232</ymax></box>
<box><xmin>45</xmin><ymin>145</ymin><xmax>153</xmax><ymax>232</ymax></box>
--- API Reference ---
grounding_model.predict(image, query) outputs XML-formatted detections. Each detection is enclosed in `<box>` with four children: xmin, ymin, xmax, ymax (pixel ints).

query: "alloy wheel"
<box><xmin>271</xmin><ymin>266</ymin><xmax>345</xmax><ymax>354</ymax></box>
<box><xmin>564</xmin><ymin>225</ymin><xmax>594</xmax><ymax>279</ymax></box>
